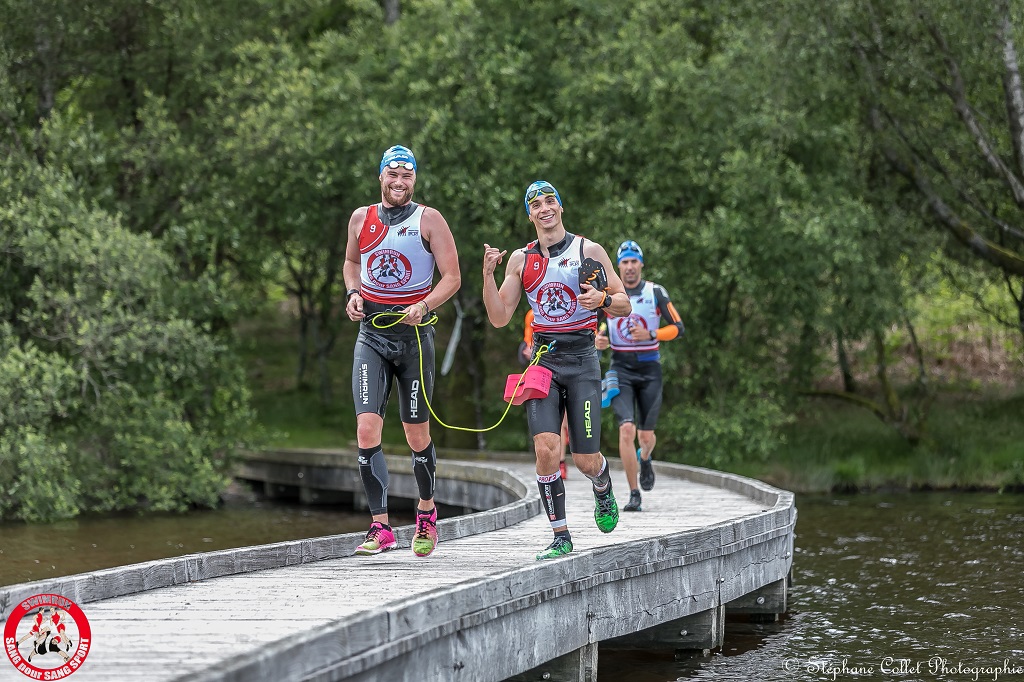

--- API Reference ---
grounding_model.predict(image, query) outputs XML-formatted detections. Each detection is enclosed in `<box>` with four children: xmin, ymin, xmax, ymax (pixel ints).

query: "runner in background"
<box><xmin>596</xmin><ymin>240</ymin><xmax>684</xmax><ymax>512</ymax></box>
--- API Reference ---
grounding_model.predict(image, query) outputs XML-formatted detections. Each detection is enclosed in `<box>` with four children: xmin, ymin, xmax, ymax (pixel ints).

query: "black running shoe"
<box><xmin>639</xmin><ymin>455</ymin><xmax>656</xmax><ymax>491</ymax></box>
<box><xmin>623</xmin><ymin>489</ymin><xmax>642</xmax><ymax>512</ymax></box>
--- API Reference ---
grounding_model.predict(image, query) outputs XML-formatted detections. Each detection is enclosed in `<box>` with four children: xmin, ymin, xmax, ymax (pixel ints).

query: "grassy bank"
<box><xmin>238</xmin><ymin>304</ymin><xmax>1024</xmax><ymax>494</ymax></box>
<box><xmin>727</xmin><ymin>393</ymin><xmax>1024</xmax><ymax>493</ymax></box>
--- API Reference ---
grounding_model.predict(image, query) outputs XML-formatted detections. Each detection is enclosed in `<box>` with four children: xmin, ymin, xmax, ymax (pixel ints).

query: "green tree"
<box><xmin>839</xmin><ymin>0</ymin><xmax>1024</xmax><ymax>336</ymax></box>
<box><xmin>0</xmin><ymin>157</ymin><xmax>256</xmax><ymax>522</ymax></box>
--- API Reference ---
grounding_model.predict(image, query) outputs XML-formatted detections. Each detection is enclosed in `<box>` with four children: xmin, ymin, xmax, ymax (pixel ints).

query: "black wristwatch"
<box><xmin>346</xmin><ymin>289</ymin><xmax>360</xmax><ymax>299</ymax></box>
<box><xmin>600</xmin><ymin>292</ymin><xmax>612</xmax><ymax>308</ymax></box>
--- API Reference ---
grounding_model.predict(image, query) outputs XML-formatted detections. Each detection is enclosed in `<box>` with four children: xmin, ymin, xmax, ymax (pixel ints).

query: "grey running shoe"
<box><xmin>594</xmin><ymin>488</ymin><xmax>619</xmax><ymax>533</ymax></box>
<box><xmin>536</xmin><ymin>535</ymin><xmax>573</xmax><ymax>560</ymax></box>
<box><xmin>639</xmin><ymin>455</ymin><xmax>656</xmax><ymax>491</ymax></box>
<box><xmin>623</xmin><ymin>489</ymin><xmax>642</xmax><ymax>512</ymax></box>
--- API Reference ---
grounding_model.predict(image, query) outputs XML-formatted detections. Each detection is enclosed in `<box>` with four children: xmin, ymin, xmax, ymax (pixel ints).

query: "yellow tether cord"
<box><xmin>369</xmin><ymin>311</ymin><xmax>554</xmax><ymax>433</ymax></box>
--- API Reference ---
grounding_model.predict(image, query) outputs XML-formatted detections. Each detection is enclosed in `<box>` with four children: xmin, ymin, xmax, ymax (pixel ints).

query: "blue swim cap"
<box><xmin>379</xmin><ymin>145</ymin><xmax>417</xmax><ymax>173</ymax></box>
<box><xmin>524</xmin><ymin>180</ymin><xmax>562</xmax><ymax>216</ymax></box>
<box><xmin>616</xmin><ymin>240</ymin><xmax>644</xmax><ymax>264</ymax></box>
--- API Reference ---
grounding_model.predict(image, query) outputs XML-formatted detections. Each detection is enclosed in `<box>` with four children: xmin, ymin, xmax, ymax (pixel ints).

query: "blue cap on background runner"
<box><xmin>616</xmin><ymin>240</ymin><xmax>644</xmax><ymax>264</ymax></box>
<box><xmin>380</xmin><ymin>145</ymin><xmax>417</xmax><ymax>173</ymax></box>
<box><xmin>524</xmin><ymin>180</ymin><xmax>562</xmax><ymax>216</ymax></box>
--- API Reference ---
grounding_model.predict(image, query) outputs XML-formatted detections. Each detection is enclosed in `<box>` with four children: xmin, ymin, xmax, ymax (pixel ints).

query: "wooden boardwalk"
<box><xmin>1</xmin><ymin>451</ymin><xmax>795</xmax><ymax>681</ymax></box>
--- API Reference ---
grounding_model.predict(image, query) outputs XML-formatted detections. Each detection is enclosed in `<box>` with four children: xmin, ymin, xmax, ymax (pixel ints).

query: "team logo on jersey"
<box><xmin>616</xmin><ymin>315</ymin><xmax>648</xmax><ymax>341</ymax></box>
<box><xmin>397</xmin><ymin>225</ymin><xmax>419</xmax><ymax>237</ymax></box>
<box><xmin>536</xmin><ymin>282</ymin><xmax>577</xmax><ymax>323</ymax></box>
<box><xmin>557</xmin><ymin>257</ymin><xmax>580</xmax><ymax>269</ymax></box>
<box><xmin>367</xmin><ymin>249</ymin><xmax>413</xmax><ymax>289</ymax></box>
<box><xmin>4</xmin><ymin>593</ymin><xmax>91</xmax><ymax>678</ymax></box>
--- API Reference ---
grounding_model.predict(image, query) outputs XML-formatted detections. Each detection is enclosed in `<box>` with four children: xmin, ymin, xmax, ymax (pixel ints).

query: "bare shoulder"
<box><xmin>348</xmin><ymin>205</ymin><xmax>370</xmax><ymax>228</ymax></box>
<box><xmin>505</xmin><ymin>246</ymin><xmax>527</xmax><ymax>275</ymax></box>
<box><xmin>421</xmin><ymin>205</ymin><xmax>450</xmax><ymax>227</ymax></box>
<box><xmin>581</xmin><ymin>237</ymin><xmax>610</xmax><ymax>259</ymax></box>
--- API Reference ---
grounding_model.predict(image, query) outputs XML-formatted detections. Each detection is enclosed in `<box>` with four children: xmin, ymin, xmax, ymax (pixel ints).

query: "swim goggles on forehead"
<box><xmin>525</xmin><ymin>184</ymin><xmax>557</xmax><ymax>202</ymax></box>
<box><xmin>523</xmin><ymin>181</ymin><xmax>563</xmax><ymax>215</ymax></box>
<box><xmin>383</xmin><ymin>160</ymin><xmax>415</xmax><ymax>170</ymax></box>
<box><xmin>616</xmin><ymin>239</ymin><xmax>644</xmax><ymax>262</ymax></box>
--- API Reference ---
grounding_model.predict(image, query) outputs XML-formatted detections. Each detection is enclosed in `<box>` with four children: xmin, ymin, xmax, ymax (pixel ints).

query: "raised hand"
<box><xmin>482</xmin><ymin>243</ymin><xmax>507</xmax><ymax>277</ymax></box>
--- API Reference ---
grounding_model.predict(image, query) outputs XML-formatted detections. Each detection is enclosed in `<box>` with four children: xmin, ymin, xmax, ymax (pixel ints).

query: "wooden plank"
<box><xmin>1</xmin><ymin>454</ymin><xmax>796</xmax><ymax>682</ymax></box>
<box><xmin>505</xmin><ymin>643</ymin><xmax>598</xmax><ymax>682</ymax></box>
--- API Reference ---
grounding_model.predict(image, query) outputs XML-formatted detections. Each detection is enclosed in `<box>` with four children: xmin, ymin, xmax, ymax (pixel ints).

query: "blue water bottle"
<box><xmin>601</xmin><ymin>369</ymin><xmax>619</xmax><ymax>408</ymax></box>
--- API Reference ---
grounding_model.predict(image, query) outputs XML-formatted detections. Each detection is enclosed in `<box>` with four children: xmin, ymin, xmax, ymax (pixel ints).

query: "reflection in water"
<box><xmin>0</xmin><ymin>492</ymin><xmax>413</xmax><ymax>587</ymax></box>
<box><xmin>599</xmin><ymin>492</ymin><xmax>1024</xmax><ymax>681</ymax></box>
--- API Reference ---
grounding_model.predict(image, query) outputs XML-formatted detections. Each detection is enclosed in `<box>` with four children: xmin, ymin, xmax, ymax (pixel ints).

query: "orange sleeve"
<box><xmin>523</xmin><ymin>309</ymin><xmax>535</xmax><ymax>346</ymax></box>
<box><xmin>655</xmin><ymin>301</ymin><xmax>683</xmax><ymax>341</ymax></box>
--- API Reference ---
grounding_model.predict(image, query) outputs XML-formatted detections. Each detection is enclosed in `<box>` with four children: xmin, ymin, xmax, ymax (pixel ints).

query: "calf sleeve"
<box><xmin>358</xmin><ymin>445</ymin><xmax>389</xmax><ymax>515</ymax></box>
<box><xmin>412</xmin><ymin>441</ymin><xmax>437</xmax><ymax>501</ymax></box>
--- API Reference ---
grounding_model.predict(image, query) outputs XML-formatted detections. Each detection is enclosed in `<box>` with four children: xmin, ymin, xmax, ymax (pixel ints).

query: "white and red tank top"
<box><xmin>522</xmin><ymin>234</ymin><xmax>597</xmax><ymax>334</ymax></box>
<box><xmin>359</xmin><ymin>204</ymin><xmax>434</xmax><ymax>305</ymax></box>
<box><xmin>607</xmin><ymin>281</ymin><xmax>659</xmax><ymax>352</ymax></box>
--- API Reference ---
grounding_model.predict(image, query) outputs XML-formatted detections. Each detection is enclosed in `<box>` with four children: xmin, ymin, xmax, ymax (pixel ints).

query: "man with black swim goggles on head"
<box><xmin>482</xmin><ymin>180</ymin><xmax>632</xmax><ymax>560</ymax></box>
<box><xmin>343</xmin><ymin>144</ymin><xmax>461</xmax><ymax>559</ymax></box>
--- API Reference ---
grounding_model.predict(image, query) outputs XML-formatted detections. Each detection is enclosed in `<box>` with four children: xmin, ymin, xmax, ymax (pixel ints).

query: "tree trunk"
<box><xmin>34</xmin><ymin>28</ymin><xmax>55</xmax><ymax>122</ymax></box>
<box><xmin>836</xmin><ymin>327</ymin><xmax>858</xmax><ymax>394</ymax></box>
<box><xmin>295</xmin><ymin>295</ymin><xmax>310</xmax><ymax>389</ymax></box>
<box><xmin>380</xmin><ymin>0</ymin><xmax>400</xmax><ymax>24</ymax></box>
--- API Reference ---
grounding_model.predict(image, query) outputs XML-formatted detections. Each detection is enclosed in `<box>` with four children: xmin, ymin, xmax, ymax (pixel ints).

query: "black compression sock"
<box><xmin>587</xmin><ymin>457</ymin><xmax>612</xmax><ymax>495</ymax></box>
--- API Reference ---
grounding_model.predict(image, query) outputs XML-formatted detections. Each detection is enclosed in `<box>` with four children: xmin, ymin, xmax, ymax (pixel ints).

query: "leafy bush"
<box><xmin>0</xmin><ymin>160</ymin><xmax>257</xmax><ymax>522</ymax></box>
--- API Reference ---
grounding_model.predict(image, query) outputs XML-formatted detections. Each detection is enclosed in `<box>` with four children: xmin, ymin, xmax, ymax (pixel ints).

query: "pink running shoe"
<box><xmin>355</xmin><ymin>521</ymin><xmax>397</xmax><ymax>555</ymax></box>
<box><xmin>412</xmin><ymin>507</ymin><xmax>438</xmax><ymax>557</ymax></box>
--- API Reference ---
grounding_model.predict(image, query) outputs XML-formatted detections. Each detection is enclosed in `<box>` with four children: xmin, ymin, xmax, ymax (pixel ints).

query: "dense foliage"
<box><xmin>1</xmin><ymin>0</ymin><xmax>1021</xmax><ymax>519</ymax></box>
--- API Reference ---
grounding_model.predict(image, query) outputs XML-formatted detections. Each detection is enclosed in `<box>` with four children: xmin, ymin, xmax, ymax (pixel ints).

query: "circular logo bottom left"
<box><xmin>4</xmin><ymin>593</ymin><xmax>92</xmax><ymax>679</ymax></box>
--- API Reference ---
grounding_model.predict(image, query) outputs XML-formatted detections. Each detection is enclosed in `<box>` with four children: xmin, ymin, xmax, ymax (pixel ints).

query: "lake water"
<box><xmin>2</xmin><ymin>490</ymin><xmax>1021</xmax><ymax>681</ymax></box>
<box><xmin>0</xmin><ymin>496</ymin><xmax>412</xmax><ymax>586</ymax></box>
<box><xmin>599</xmin><ymin>492</ymin><xmax>1024</xmax><ymax>681</ymax></box>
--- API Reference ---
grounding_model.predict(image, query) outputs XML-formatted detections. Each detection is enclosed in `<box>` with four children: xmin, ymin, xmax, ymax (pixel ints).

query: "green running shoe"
<box><xmin>594</xmin><ymin>488</ymin><xmax>619</xmax><ymax>533</ymax></box>
<box><xmin>535</xmin><ymin>535</ymin><xmax>573</xmax><ymax>561</ymax></box>
<box><xmin>412</xmin><ymin>507</ymin><xmax>438</xmax><ymax>557</ymax></box>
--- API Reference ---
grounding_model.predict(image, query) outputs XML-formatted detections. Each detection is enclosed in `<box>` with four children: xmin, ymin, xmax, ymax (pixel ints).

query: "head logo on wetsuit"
<box><xmin>536</xmin><ymin>281</ymin><xmax>578</xmax><ymax>323</ymax></box>
<box><xmin>367</xmin><ymin>249</ymin><xmax>413</xmax><ymax>289</ymax></box>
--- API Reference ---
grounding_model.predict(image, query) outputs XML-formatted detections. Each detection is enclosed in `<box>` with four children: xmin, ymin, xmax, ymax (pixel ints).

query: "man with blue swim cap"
<box><xmin>596</xmin><ymin>239</ymin><xmax>685</xmax><ymax>512</ymax></box>
<box><xmin>523</xmin><ymin>180</ymin><xmax>562</xmax><ymax>215</ymax></box>
<box><xmin>344</xmin><ymin>144</ymin><xmax>461</xmax><ymax>559</ymax></box>
<box><xmin>483</xmin><ymin>179</ymin><xmax>633</xmax><ymax>560</ymax></box>
<box><xmin>379</xmin><ymin>144</ymin><xmax>417</xmax><ymax>174</ymax></box>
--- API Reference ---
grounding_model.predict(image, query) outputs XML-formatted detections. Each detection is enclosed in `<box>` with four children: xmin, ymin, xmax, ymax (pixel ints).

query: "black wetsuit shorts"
<box><xmin>352</xmin><ymin>312</ymin><xmax>435</xmax><ymax>424</ymax></box>
<box><xmin>526</xmin><ymin>332</ymin><xmax>602</xmax><ymax>454</ymax></box>
<box><xmin>609</xmin><ymin>353</ymin><xmax>663</xmax><ymax>431</ymax></box>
